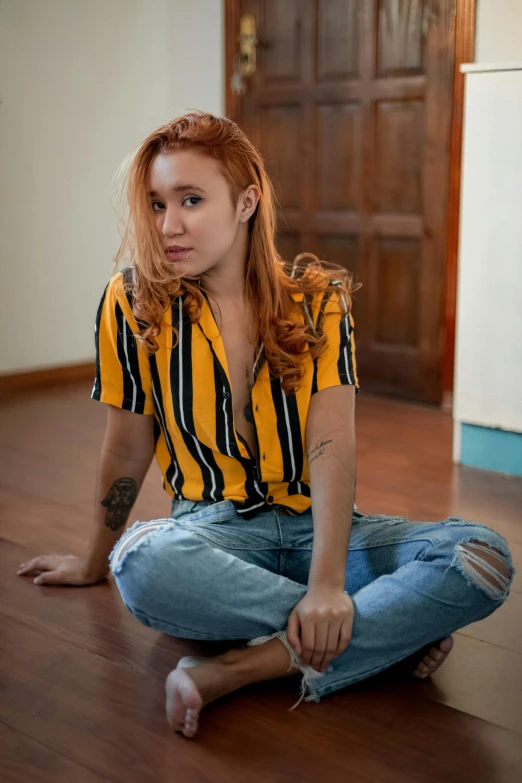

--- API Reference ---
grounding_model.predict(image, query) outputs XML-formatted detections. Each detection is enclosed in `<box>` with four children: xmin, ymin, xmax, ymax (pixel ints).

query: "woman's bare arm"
<box><xmin>305</xmin><ymin>384</ymin><xmax>357</xmax><ymax>589</ymax></box>
<box><xmin>286</xmin><ymin>385</ymin><xmax>357</xmax><ymax>670</ymax></box>
<box><xmin>85</xmin><ymin>405</ymin><xmax>156</xmax><ymax>576</ymax></box>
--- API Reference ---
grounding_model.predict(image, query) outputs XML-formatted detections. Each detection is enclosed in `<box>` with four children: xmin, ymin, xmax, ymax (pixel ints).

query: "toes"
<box><xmin>165</xmin><ymin>669</ymin><xmax>203</xmax><ymax>737</ymax></box>
<box><xmin>429</xmin><ymin>637</ymin><xmax>454</xmax><ymax>661</ymax></box>
<box><xmin>412</xmin><ymin>637</ymin><xmax>454</xmax><ymax>680</ymax></box>
<box><xmin>185</xmin><ymin>707</ymin><xmax>199</xmax><ymax>726</ymax></box>
<box><xmin>438</xmin><ymin>636</ymin><xmax>454</xmax><ymax>654</ymax></box>
<box><xmin>175</xmin><ymin>706</ymin><xmax>200</xmax><ymax>737</ymax></box>
<box><xmin>182</xmin><ymin>709</ymin><xmax>199</xmax><ymax>738</ymax></box>
<box><xmin>178</xmin><ymin>718</ymin><xmax>198</xmax><ymax>738</ymax></box>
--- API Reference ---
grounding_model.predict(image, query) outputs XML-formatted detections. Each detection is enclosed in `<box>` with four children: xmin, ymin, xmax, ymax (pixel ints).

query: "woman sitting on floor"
<box><xmin>17</xmin><ymin>111</ymin><xmax>515</xmax><ymax>739</ymax></box>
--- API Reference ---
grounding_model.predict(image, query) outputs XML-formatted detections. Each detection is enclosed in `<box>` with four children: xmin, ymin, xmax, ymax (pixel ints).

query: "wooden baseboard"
<box><xmin>0</xmin><ymin>362</ymin><xmax>96</xmax><ymax>396</ymax></box>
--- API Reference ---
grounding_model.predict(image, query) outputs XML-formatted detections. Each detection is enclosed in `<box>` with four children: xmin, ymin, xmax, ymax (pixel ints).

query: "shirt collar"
<box><xmin>197</xmin><ymin>290</ymin><xmax>221</xmax><ymax>340</ymax></box>
<box><xmin>196</xmin><ymin>288</ymin><xmax>304</xmax><ymax>343</ymax></box>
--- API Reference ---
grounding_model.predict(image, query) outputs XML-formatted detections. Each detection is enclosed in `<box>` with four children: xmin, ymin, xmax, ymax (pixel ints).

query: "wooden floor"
<box><xmin>1</xmin><ymin>384</ymin><xmax>521</xmax><ymax>783</ymax></box>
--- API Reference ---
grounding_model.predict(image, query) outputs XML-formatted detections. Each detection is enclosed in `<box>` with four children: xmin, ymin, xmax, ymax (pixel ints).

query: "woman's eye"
<box><xmin>183</xmin><ymin>196</ymin><xmax>202</xmax><ymax>208</ymax></box>
<box><xmin>151</xmin><ymin>196</ymin><xmax>201</xmax><ymax>211</ymax></box>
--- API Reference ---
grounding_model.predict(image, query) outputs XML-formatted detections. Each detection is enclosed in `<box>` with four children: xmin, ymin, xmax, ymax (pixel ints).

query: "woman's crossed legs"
<box><xmin>109</xmin><ymin>505</ymin><xmax>515</xmax><ymax>737</ymax></box>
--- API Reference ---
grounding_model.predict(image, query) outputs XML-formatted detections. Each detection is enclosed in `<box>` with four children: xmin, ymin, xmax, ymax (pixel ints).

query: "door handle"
<box><xmin>231</xmin><ymin>14</ymin><xmax>258</xmax><ymax>95</ymax></box>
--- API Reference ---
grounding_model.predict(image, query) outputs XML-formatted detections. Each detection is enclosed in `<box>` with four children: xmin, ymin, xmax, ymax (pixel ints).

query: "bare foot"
<box><xmin>411</xmin><ymin>636</ymin><xmax>454</xmax><ymax>679</ymax></box>
<box><xmin>166</xmin><ymin>640</ymin><xmax>297</xmax><ymax>738</ymax></box>
<box><xmin>165</xmin><ymin>656</ymin><xmax>230</xmax><ymax>738</ymax></box>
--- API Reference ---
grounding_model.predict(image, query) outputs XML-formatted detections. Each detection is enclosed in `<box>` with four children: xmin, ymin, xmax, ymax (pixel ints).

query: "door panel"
<box><xmin>232</xmin><ymin>0</ymin><xmax>456</xmax><ymax>403</ymax></box>
<box><xmin>374</xmin><ymin>99</ymin><xmax>424</xmax><ymax>214</ymax></box>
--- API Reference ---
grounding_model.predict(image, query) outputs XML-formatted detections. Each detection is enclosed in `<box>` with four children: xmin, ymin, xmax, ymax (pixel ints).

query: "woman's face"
<box><xmin>148</xmin><ymin>149</ymin><xmax>257</xmax><ymax>277</ymax></box>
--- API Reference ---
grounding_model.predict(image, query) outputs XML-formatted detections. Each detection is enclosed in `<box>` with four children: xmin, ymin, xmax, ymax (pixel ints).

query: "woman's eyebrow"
<box><xmin>149</xmin><ymin>184</ymin><xmax>206</xmax><ymax>196</ymax></box>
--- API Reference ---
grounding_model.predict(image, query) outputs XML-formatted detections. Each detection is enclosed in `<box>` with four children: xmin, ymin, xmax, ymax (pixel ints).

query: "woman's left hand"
<box><xmin>287</xmin><ymin>586</ymin><xmax>354</xmax><ymax>672</ymax></box>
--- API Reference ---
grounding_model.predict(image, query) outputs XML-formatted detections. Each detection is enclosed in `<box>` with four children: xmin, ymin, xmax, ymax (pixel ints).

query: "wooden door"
<box><xmin>226</xmin><ymin>0</ymin><xmax>456</xmax><ymax>404</ymax></box>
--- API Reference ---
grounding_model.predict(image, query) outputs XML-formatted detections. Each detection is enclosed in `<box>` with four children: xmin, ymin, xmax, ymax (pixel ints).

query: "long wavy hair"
<box><xmin>113</xmin><ymin>111</ymin><xmax>360</xmax><ymax>394</ymax></box>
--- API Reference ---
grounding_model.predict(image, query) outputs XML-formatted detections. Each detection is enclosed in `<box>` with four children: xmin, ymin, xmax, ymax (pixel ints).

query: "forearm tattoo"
<box><xmin>308</xmin><ymin>439</ymin><xmax>333</xmax><ymax>466</ymax></box>
<box><xmin>101</xmin><ymin>477</ymin><xmax>138</xmax><ymax>531</ymax></box>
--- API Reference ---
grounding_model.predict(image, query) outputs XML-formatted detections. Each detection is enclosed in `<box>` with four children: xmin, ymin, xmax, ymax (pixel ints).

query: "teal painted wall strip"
<box><xmin>461</xmin><ymin>424</ymin><xmax>522</xmax><ymax>477</ymax></box>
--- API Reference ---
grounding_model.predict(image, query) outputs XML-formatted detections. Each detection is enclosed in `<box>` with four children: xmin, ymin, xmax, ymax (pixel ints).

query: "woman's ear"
<box><xmin>238</xmin><ymin>185</ymin><xmax>260</xmax><ymax>223</ymax></box>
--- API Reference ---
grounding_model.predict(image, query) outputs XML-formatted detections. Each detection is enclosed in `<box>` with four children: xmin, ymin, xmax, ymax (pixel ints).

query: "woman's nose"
<box><xmin>161</xmin><ymin>208</ymin><xmax>184</xmax><ymax>238</ymax></box>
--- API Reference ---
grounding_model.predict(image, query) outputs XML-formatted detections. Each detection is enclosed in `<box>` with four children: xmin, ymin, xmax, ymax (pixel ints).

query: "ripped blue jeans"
<box><xmin>109</xmin><ymin>500</ymin><xmax>516</xmax><ymax>706</ymax></box>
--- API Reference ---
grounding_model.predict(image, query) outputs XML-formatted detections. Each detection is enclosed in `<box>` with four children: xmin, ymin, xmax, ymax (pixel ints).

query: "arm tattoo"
<box><xmin>244</xmin><ymin>364</ymin><xmax>254</xmax><ymax>423</ymax></box>
<box><xmin>101</xmin><ymin>477</ymin><xmax>138</xmax><ymax>531</ymax></box>
<box><xmin>308</xmin><ymin>439</ymin><xmax>333</xmax><ymax>466</ymax></box>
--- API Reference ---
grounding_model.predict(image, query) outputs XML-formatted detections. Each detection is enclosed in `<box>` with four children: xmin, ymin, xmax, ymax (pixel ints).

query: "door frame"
<box><xmin>442</xmin><ymin>0</ymin><xmax>476</xmax><ymax>402</ymax></box>
<box><xmin>224</xmin><ymin>0</ymin><xmax>477</xmax><ymax>404</ymax></box>
<box><xmin>224</xmin><ymin>0</ymin><xmax>242</xmax><ymax>125</ymax></box>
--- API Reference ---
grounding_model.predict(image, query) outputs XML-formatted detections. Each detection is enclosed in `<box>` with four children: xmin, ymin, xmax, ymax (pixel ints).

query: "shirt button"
<box><xmin>224</xmin><ymin>391</ymin><xmax>231</xmax><ymax>400</ymax></box>
<box><xmin>267</xmin><ymin>495</ymin><xmax>274</xmax><ymax>503</ymax></box>
<box><xmin>262</xmin><ymin>454</ymin><xmax>266</xmax><ymax>460</ymax></box>
<box><xmin>255</xmin><ymin>405</ymin><xmax>259</xmax><ymax>412</ymax></box>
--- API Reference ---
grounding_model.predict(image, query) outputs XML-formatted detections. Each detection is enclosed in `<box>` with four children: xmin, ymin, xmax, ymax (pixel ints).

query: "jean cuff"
<box><xmin>247</xmin><ymin>629</ymin><xmax>325</xmax><ymax>709</ymax></box>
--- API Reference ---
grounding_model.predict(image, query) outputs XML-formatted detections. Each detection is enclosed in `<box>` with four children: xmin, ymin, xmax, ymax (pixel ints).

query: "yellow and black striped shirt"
<box><xmin>92</xmin><ymin>268</ymin><xmax>359</xmax><ymax>518</ymax></box>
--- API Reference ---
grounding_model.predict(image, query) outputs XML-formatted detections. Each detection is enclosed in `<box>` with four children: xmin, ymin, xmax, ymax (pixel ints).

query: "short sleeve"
<box><xmin>91</xmin><ymin>272</ymin><xmax>154</xmax><ymax>414</ymax></box>
<box><xmin>312</xmin><ymin>289</ymin><xmax>360</xmax><ymax>395</ymax></box>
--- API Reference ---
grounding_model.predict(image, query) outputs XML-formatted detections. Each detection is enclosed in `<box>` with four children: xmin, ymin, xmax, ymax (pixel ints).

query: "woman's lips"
<box><xmin>165</xmin><ymin>247</ymin><xmax>193</xmax><ymax>262</ymax></box>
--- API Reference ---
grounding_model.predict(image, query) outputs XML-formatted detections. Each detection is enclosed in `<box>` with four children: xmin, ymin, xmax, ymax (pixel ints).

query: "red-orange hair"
<box><xmin>113</xmin><ymin>111</ymin><xmax>360</xmax><ymax>394</ymax></box>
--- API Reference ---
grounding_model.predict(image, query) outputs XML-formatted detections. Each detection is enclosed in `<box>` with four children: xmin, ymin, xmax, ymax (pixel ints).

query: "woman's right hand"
<box><xmin>16</xmin><ymin>554</ymin><xmax>108</xmax><ymax>586</ymax></box>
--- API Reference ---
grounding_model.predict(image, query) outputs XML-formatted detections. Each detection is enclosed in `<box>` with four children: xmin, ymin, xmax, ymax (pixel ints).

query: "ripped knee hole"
<box><xmin>457</xmin><ymin>540</ymin><xmax>513</xmax><ymax>598</ymax></box>
<box><xmin>111</xmin><ymin>521</ymin><xmax>172</xmax><ymax>569</ymax></box>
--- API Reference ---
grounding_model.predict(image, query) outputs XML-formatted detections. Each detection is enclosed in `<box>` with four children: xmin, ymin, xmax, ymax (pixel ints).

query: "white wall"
<box><xmin>476</xmin><ymin>0</ymin><xmax>522</xmax><ymax>63</ymax></box>
<box><xmin>166</xmin><ymin>1</ymin><xmax>224</xmax><ymax>118</ymax></box>
<box><xmin>0</xmin><ymin>0</ymin><xmax>224</xmax><ymax>374</ymax></box>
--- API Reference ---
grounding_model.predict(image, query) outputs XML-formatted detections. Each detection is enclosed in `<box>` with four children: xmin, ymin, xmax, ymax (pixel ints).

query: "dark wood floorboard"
<box><xmin>1</xmin><ymin>385</ymin><xmax>521</xmax><ymax>782</ymax></box>
<box><xmin>0</xmin><ymin>722</ymin><xmax>111</xmax><ymax>783</ymax></box>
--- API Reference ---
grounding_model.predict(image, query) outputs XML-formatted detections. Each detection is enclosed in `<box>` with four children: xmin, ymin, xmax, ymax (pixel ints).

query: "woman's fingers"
<box><xmin>17</xmin><ymin>556</ymin><xmax>53</xmax><ymax>576</ymax></box>
<box><xmin>310</xmin><ymin>622</ymin><xmax>328</xmax><ymax>671</ymax></box>
<box><xmin>300</xmin><ymin>620</ymin><xmax>346</xmax><ymax>671</ymax></box>
<box><xmin>318</xmin><ymin>621</ymin><xmax>343</xmax><ymax>672</ymax></box>
<box><xmin>336</xmin><ymin>617</ymin><xmax>353</xmax><ymax>657</ymax></box>
<box><xmin>33</xmin><ymin>570</ymin><xmax>64</xmax><ymax>586</ymax></box>
<box><xmin>300</xmin><ymin>620</ymin><xmax>316</xmax><ymax>667</ymax></box>
<box><xmin>307</xmin><ymin>618</ymin><xmax>351</xmax><ymax>673</ymax></box>
<box><xmin>287</xmin><ymin>609</ymin><xmax>302</xmax><ymax>658</ymax></box>
<box><xmin>17</xmin><ymin>556</ymin><xmax>65</xmax><ymax>584</ymax></box>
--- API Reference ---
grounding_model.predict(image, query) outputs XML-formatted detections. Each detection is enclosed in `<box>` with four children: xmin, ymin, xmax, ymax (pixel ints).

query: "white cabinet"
<box><xmin>453</xmin><ymin>63</ymin><xmax>522</xmax><ymax>475</ymax></box>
